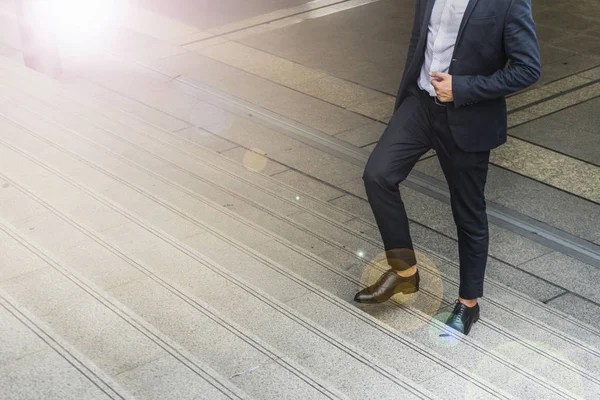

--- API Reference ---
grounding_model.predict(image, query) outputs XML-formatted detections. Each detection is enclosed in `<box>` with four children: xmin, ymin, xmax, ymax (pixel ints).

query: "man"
<box><xmin>354</xmin><ymin>0</ymin><xmax>541</xmax><ymax>336</ymax></box>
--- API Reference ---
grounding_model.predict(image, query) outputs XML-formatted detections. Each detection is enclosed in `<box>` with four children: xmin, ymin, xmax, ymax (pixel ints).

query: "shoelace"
<box><xmin>451</xmin><ymin>301</ymin><xmax>467</xmax><ymax>321</ymax></box>
<box><xmin>439</xmin><ymin>301</ymin><xmax>467</xmax><ymax>337</ymax></box>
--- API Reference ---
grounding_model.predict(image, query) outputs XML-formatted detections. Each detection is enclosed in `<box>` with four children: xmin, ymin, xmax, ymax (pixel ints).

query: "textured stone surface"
<box><xmin>329</xmin><ymin>195</ymin><xmax>377</xmax><ymax>225</ymax></box>
<box><xmin>362</xmin><ymin>142</ymin><xmax>377</xmax><ymax>152</ymax></box>
<box><xmin>268</xmin><ymin>144</ymin><xmax>364</xmax><ymax>186</ymax></box>
<box><xmin>507</xmin><ymin>110</ymin><xmax>538</xmax><ymax>128</ymax></box>
<box><xmin>172</xmin><ymin>126</ymin><xmax>238</xmax><ymax>153</ymax></box>
<box><xmin>540</xmin><ymin>75</ymin><xmax>590</xmax><ymax>94</ymax></box>
<box><xmin>334</xmin><ymin>121</ymin><xmax>386</xmax><ymax>147</ymax></box>
<box><xmin>0</xmin><ymin>268</ymin><xmax>165</xmax><ymax>376</ymax></box>
<box><xmin>237</xmin><ymin>0</ymin><xmax>413</xmax><ymax>94</ymax></box>
<box><xmin>547</xmin><ymin>293</ymin><xmax>600</xmax><ymax>329</ymax></box>
<box><xmin>413</xmin><ymin>226</ymin><xmax>565</xmax><ymax>302</ymax></box>
<box><xmin>519</xmin><ymin>252</ymin><xmax>600</xmax><ymax>303</ymax></box>
<box><xmin>294</xmin><ymin>74</ymin><xmax>385</xmax><ymax>109</ymax></box>
<box><xmin>11</xmin><ymin>213</ymin><xmax>90</xmax><ymax>256</ymax></box>
<box><xmin>510</xmin><ymin>113</ymin><xmax>600</xmax><ymax>166</ymax></box>
<box><xmin>484</xmin><ymin>166</ymin><xmax>600</xmax><ymax>242</ymax></box>
<box><xmin>270</xmin><ymin>169</ymin><xmax>344</xmax><ymax>202</ymax></box>
<box><xmin>116</xmin><ymin>356</ymin><xmax>234</xmax><ymax>400</ymax></box>
<box><xmin>59</xmin><ymin>77</ymin><xmax>113</xmax><ymax>98</ymax></box>
<box><xmin>416</xmin><ymin>158</ymin><xmax>600</xmax><ymax>242</ymax></box>
<box><xmin>95</xmin><ymin>91</ymin><xmax>150</xmax><ymax>113</ymax></box>
<box><xmin>220</xmin><ymin>146</ymin><xmax>290</xmax><ymax>176</ymax></box>
<box><xmin>487</xmin><ymin>224</ymin><xmax>554</xmax><ymax>267</ymax></box>
<box><xmin>0</xmin><ymin>304</ymin><xmax>50</xmax><ymax>365</ymax></box>
<box><xmin>181</xmin><ymin>56</ymin><xmax>373</xmax><ymax>135</ymax></box>
<box><xmin>290</xmin><ymin>211</ymin><xmax>372</xmax><ymax>250</ymax></box>
<box><xmin>539</xmin><ymin>97</ymin><xmax>600</xmax><ymax>137</ymax></box>
<box><xmin>348</xmin><ymin>96</ymin><xmax>395</xmax><ymax>120</ymax></box>
<box><xmin>0</xmin><ymin>349</ymin><xmax>112</xmax><ymax>400</ymax></box>
<box><xmin>580</xmin><ymin>66</ymin><xmax>600</xmax><ymax>80</ymax></box>
<box><xmin>198</xmin><ymin>41</ymin><xmax>328</xmax><ymax>88</ymax></box>
<box><xmin>59</xmin><ymin>240</ymin><xmax>145</xmax><ymax>290</ymax></box>
<box><xmin>131</xmin><ymin>106</ymin><xmax>191</xmax><ymax>132</ymax></box>
<box><xmin>506</xmin><ymin>88</ymin><xmax>552</xmax><ymax>109</ymax></box>
<box><xmin>539</xmin><ymin>43</ymin><xmax>577</xmax><ymax>65</ymax></box>
<box><xmin>537</xmin><ymin>54</ymin><xmax>600</xmax><ymax>86</ymax></box>
<box><xmin>107</xmin><ymin>277</ymin><xmax>327</xmax><ymax>400</ymax></box>
<box><xmin>420</xmin><ymin>369</ymin><xmax>521</xmax><ymax>400</ymax></box>
<box><xmin>0</xmin><ymin>183</ymin><xmax>49</xmax><ymax>225</ymax></box>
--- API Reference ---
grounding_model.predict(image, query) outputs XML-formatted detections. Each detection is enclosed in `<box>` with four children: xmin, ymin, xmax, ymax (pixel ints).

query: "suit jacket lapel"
<box><xmin>419</xmin><ymin>0</ymin><xmax>437</xmax><ymax>38</ymax></box>
<box><xmin>455</xmin><ymin>0</ymin><xmax>480</xmax><ymax>45</ymax></box>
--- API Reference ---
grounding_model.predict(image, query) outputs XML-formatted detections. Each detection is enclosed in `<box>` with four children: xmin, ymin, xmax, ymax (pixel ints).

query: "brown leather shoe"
<box><xmin>354</xmin><ymin>269</ymin><xmax>419</xmax><ymax>304</ymax></box>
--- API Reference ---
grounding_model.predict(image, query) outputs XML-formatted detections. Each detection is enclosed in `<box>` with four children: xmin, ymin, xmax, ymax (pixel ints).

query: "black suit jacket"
<box><xmin>395</xmin><ymin>0</ymin><xmax>542</xmax><ymax>152</ymax></box>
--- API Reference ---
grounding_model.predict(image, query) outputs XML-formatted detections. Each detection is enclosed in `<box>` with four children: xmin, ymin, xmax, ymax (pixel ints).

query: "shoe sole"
<box><xmin>354</xmin><ymin>284</ymin><xmax>419</xmax><ymax>304</ymax></box>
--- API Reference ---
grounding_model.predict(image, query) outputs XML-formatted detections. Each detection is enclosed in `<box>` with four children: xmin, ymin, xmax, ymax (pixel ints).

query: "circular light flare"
<box><xmin>29</xmin><ymin>0</ymin><xmax>128</xmax><ymax>50</ymax></box>
<box><xmin>242</xmin><ymin>148</ymin><xmax>269</xmax><ymax>172</ymax></box>
<box><xmin>358</xmin><ymin>250</ymin><xmax>445</xmax><ymax>334</ymax></box>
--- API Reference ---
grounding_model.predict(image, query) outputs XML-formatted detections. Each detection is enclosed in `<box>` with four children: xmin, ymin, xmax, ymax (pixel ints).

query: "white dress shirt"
<box><xmin>418</xmin><ymin>0</ymin><xmax>470</xmax><ymax>97</ymax></box>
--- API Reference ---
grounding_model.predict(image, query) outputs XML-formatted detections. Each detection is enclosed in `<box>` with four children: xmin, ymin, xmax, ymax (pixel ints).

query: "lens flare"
<box><xmin>30</xmin><ymin>0</ymin><xmax>128</xmax><ymax>50</ymax></box>
<box><xmin>357</xmin><ymin>250</ymin><xmax>445</xmax><ymax>333</ymax></box>
<box><xmin>243</xmin><ymin>148</ymin><xmax>268</xmax><ymax>172</ymax></box>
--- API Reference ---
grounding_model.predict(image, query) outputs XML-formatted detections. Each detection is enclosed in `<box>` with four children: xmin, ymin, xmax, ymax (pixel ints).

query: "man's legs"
<box><xmin>362</xmin><ymin>90</ymin><xmax>433</xmax><ymax>272</ymax></box>
<box><xmin>359</xmin><ymin>88</ymin><xmax>489</xmax><ymax>331</ymax></box>
<box><xmin>433</xmin><ymin>121</ymin><xmax>490</xmax><ymax>302</ymax></box>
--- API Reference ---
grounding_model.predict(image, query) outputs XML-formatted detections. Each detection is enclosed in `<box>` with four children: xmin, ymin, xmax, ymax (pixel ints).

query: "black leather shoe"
<box><xmin>354</xmin><ymin>269</ymin><xmax>419</xmax><ymax>304</ymax></box>
<box><xmin>443</xmin><ymin>300</ymin><xmax>480</xmax><ymax>336</ymax></box>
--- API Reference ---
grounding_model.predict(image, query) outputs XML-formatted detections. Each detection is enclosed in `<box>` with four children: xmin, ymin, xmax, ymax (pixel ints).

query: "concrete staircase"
<box><xmin>0</xmin><ymin>56</ymin><xmax>599</xmax><ymax>400</ymax></box>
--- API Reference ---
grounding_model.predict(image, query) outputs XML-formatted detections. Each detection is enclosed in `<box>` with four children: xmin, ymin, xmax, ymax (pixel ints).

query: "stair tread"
<box><xmin>0</xmin><ymin>55</ymin><xmax>597</xmax><ymax>400</ymax></box>
<box><xmin>0</xmin><ymin>291</ymin><xmax>119</xmax><ymax>400</ymax></box>
<box><xmin>0</xmin><ymin>94</ymin><xmax>570</xmax><ymax>400</ymax></box>
<box><xmin>0</xmin><ymin>221</ymin><xmax>251</xmax><ymax>400</ymax></box>
<box><xmin>1</xmin><ymin>56</ymin><xmax>597</xmax><ymax>350</ymax></box>
<box><xmin>1</xmin><ymin>60</ymin><xmax>598</xmax><ymax>363</ymax></box>
<box><xmin>0</xmin><ymin>131</ymin><xmax>437</xmax><ymax>399</ymax></box>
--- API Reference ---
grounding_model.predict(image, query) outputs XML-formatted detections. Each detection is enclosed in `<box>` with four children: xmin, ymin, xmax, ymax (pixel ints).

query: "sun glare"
<box><xmin>30</xmin><ymin>0</ymin><xmax>128</xmax><ymax>49</ymax></box>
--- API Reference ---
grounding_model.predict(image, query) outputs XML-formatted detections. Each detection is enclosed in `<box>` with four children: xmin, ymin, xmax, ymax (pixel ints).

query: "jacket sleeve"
<box><xmin>452</xmin><ymin>0</ymin><xmax>541</xmax><ymax>108</ymax></box>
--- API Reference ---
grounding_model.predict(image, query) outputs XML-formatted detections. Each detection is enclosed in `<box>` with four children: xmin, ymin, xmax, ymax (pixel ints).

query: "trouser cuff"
<box><xmin>458</xmin><ymin>287</ymin><xmax>483</xmax><ymax>300</ymax></box>
<box><xmin>386</xmin><ymin>248</ymin><xmax>417</xmax><ymax>271</ymax></box>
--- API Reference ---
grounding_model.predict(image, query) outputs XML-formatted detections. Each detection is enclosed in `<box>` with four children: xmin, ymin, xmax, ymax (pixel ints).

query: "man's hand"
<box><xmin>430</xmin><ymin>72</ymin><xmax>453</xmax><ymax>102</ymax></box>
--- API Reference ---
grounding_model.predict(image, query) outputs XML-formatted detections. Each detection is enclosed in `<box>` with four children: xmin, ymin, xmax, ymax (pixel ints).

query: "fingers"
<box><xmin>429</xmin><ymin>71</ymin><xmax>450</xmax><ymax>80</ymax></box>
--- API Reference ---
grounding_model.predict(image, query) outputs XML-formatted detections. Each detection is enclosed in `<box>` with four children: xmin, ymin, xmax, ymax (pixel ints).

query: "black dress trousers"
<box><xmin>362</xmin><ymin>85</ymin><xmax>490</xmax><ymax>300</ymax></box>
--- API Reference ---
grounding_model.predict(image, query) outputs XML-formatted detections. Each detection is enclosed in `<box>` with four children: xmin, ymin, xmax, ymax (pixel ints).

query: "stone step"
<box><xmin>0</xmin><ymin>220</ymin><xmax>249</xmax><ymax>400</ymax></box>
<box><xmin>1</xmin><ymin>55</ymin><xmax>598</xmax><ymax>358</ymax></box>
<box><xmin>93</xmin><ymin>92</ymin><xmax>600</xmax><ymax>352</ymax></box>
<box><xmin>0</xmin><ymin>73</ymin><xmax>589</xmax><ymax>399</ymax></box>
<box><xmin>0</xmin><ymin>84</ymin><xmax>514</xmax><ymax>400</ymax></box>
<box><xmin>0</xmin><ymin>286</ymin><xmax>124</xmax><ymax>400</ymax></box>
<box><xmin>1</xmin><ymin>57</ymin><xmax>600</xmax><ymax>377</ymax></box>
<box><xmin>0</xmin><ymin>120</ymin><xmax>443</xmax><ymax>399</ymax></box>
<box><xmin>78</xmin><ymin>89</ymin><xmax>600</xmax><ymax>357</ymax></box>
<box><xmin>77</xmin><ymin>61</ymin><xmax>600</xmax><ymax>334</ymax></box>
